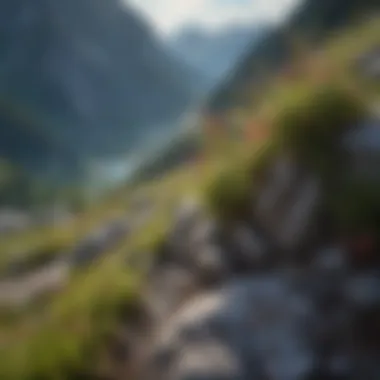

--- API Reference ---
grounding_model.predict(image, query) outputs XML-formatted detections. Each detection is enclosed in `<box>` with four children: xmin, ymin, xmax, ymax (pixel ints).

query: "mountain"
<box><xmin>0</xmin><ymin>0</ymin><xmax>204</xmax><ymax>181</ymax></box>
<box><xmin>170</xmin><ymin>24</ymin><xmax>266</xmax><ymax>84</ymax></box>
<box><xmin>206</xmin><ymin>0</ymin><xmax>380</xmax><ymax>113</ymax></box>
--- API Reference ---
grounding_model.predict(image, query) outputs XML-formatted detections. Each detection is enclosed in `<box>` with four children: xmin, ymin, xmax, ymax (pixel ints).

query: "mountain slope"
<box><xmin>0</xmin><ymin>0</ymin><xmax>203</xmax><ymax>179</ymax></box>
<box><xmin>206</xmin><ymin>0</ymin><xmax>380</xmax><ymax>112</ymax></box>
<box><xmin>170</xmin><ymin>24</ymin><xmax>266</xmax><ymax>84</ymax></box>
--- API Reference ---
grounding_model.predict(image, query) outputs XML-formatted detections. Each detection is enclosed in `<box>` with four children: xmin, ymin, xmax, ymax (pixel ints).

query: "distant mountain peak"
<box><xmin>170</xmin><ymin>23</ymin><xmax>267</xmax><ymax>83</ymax></box>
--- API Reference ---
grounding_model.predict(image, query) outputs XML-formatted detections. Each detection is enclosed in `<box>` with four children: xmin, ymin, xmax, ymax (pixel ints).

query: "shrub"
<box><xmin>330</xmin><ymin>178</ymin><xmax>380</xmax><ymax>235</ymax></box>
<box><xmin>273</xmin><ymin>84</ymin><xmax>366</xmax><ymax>172</ymax></box>
<box><xmin>204</xmin><ymin>164</ymin><xmax>252</xmax><ymax>223</ymax></box>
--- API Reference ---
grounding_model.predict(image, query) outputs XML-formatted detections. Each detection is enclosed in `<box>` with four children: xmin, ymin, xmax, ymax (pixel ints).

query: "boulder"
<box><xmin>189</xmin><ymin>218</ymin><xmax>220</xmax><ymax>248</ymax></box>
<box><xmin>344</xmin><ymin>273</ymin><xmax>380</xmax><ymax>310</ymax></box>
<box><xmin>168</xmin><ymin>340</ymin><xmax>245</xmax><ymax>380</ymax></box>
<box><xmin>0</xmin><ymin>209</ymin><xmax>31</xmax><ymax>235</ymax></box>
<box><xmin>143</xmin><ymin>263</ymin><xmax>197</xmax><ymax>324</ymax></box>
<box><xmin>148</xmin><ymin>276</ymin><xmax>316</xmax><ymax>380</ymax></box>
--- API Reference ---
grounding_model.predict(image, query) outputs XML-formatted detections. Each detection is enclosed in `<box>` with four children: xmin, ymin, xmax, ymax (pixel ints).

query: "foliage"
<box><xmin>330</xmin><ymin>178</ymin><xmax>380</xmax><ymax>235</ymax></box>
<box><xmin>0</xmin><ymin>256</ymin><xmax>142</xmax><ymax>380</ymax></box>
<box><xmin>273</xmin><ymin>84</ymin><xmax>365</xmax><ymax>172</ymax></box>
<box><xmin>204</xmin><ymin>163</ymin><xmax>252</xmax><ymax>223</ymax></box>
<box><xmin>0</xmin><ymin>10</ymin><xmax>378</xmax><ymax>380</ymax></box>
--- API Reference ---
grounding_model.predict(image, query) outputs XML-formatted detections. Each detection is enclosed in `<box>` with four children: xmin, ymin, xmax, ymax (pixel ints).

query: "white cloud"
<box><xmin>125</xmin><ymin>0</ymin><xmax>302</xmax><ymax>36</ymax></box>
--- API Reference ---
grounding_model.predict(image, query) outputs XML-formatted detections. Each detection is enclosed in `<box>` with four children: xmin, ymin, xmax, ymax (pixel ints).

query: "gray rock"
<box><xmin>70</xmin><ymin>217</ymin><xmax>131</xmax><ymax>267</ymax></box>
<box><xmin>143</xmin><ymin>264</ymin><xmax>197</xmax><ymax>324</ymax></box>
<box><xmin>192</xmin><ymin>243</ymin><xmax>230</xmax><ymax>285</ymax></box>
<box><xmin>254</xmin><ymin>155</ymin><xmax>298</xmax><ymax>216</ymax></box>
<box><xmin>0</xmin><ymin>261</ymin><xmax>70</xmax><ymax>307</ymax></box>
<box><xmin>173</xmin><ymin>197</ymin><xmax>203</xmax><ymax>234</ymax></box>
<box><xmin>312</xmin><ymin>247</ymin><xmax>348</xmax><ymax>274</ymax></box>
<box><xmin>0</xmin><ymin>209</ymin><xmax>31</xmax><ymax>235</ymax></box>
<box><xmin>35</xmin><ymin>205</ymin><xmax>73</xmax><ymax>227</ymax></box>
<box><xmin>168</xmin><ymin>341</ymin><xmax>245</xmax><ymax>380</ymax></box>
<box><xmin>168</xmin><ymin>198</ymin><xmax>205</xmax><ymax>262</ymax></box>
<box><xmin>230</xmin><ymin>225</ymin><xmax>268</xmax><ymax>269</ymax></box>
<box><xmin>276</xmin><ymin>175</ymin><xmax>321</xmax><ymax>251</ymax></box>
<box><xmin>344</xmin><ymin>273</ymin><xmax>380</xmax><ymax>309</ymax></box>
<box><xmin>254</xmin><ymin>154</ymin><xmax>321</xmax><ymax>252</ymax></box>
<box><xmin>149</xmin><ymin>276</ymin><xmax>316</xmax><ymax>380</ymax></box>
<box><xmin>355</xmin><ymin>47</ymin><xmax>380</xmax><ymax>80</ymax></box>
<box><xmin>190</xmin><ymin>219</ymin><xmax>220</xmax><ymax>248</ymax></box>
<box><xmin>306</xmin><ymin>247</ymin><xmax>349</xmax><ymax>309</ymax></box>
<box><xmin>344</xmin><ymin>118</ymin><xmax>380</xmax><ymax>181</ymax></box>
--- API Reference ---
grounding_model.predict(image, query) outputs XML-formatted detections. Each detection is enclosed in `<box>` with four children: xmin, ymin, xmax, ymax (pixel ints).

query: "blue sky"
<box><xmin>126</xmin><ymin>0</ymin><xmax>302</xmax><ymax>36</ymax></box>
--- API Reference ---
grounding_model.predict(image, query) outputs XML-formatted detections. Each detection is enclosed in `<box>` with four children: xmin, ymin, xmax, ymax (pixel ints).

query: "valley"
<box><xmin>0</xmin><ymin>1</ymin><xmax>379</xmax><ymax>379</ymax></box>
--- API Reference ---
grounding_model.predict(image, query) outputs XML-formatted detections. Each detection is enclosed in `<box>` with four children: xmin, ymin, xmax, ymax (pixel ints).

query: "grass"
<box><xmin>202</xmin><ymin>14</ymin><xmax>379</xmax><ymax>227</ymax></box>
<box><xmin>0</xmin><ymin>12</ymin><xmax>379</xmax><ymax>380</ymax></box>
<box><xmin>0</xmin><ymin>156</ymin><xmax>220</xmax><ymax>380</ymax></box>
<box><xmin>0</xmin><ymin>190</ymin><xmax>133</xmax><ymax>275</ymax></box>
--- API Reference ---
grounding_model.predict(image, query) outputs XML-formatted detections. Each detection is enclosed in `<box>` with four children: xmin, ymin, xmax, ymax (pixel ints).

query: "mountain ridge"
<box><xmin>206</xmin><ymin>0</ymin><xmax>380</xmax><ymax>113</ymax></box>
<box><xmin>0</xmin><ymin>0</ymin><xmax>204</xmax><ymax>181</ymax></box>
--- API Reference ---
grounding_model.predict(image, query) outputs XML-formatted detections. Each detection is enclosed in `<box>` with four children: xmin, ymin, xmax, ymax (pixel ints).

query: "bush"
<box><xmin>204</xmin><ymin>164</ymin><xmax>252</xmax><ymax>223</ymax></box>
<box><xmin>330</xmin><ymin>179</ymin><xmax>380</xmax><ymax>235</ymax></box>
<box><xmin>273</xmin><ymin>84</ymin><xmax>366</xmax><ymax>172</ymax></box>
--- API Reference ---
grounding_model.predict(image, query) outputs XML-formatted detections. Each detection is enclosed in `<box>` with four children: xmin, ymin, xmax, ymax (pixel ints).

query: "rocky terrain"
<box><xmin>103</xmin><ymin>110</ymin><xmax>380</xmax><ymax>380</ymax></box>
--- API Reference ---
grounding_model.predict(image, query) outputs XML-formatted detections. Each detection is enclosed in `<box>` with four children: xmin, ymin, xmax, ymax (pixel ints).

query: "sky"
<box><xmin>126</xmin><ymin>0</ymin><xmax>302</xmax><ymax>37</ymax></box>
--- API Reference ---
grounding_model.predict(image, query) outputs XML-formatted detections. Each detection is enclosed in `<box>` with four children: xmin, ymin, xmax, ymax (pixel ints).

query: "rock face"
<box><xmin>0</xmin><ymin>0</ymin><xmax>202</xmax><ymax>178</ymax></box>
